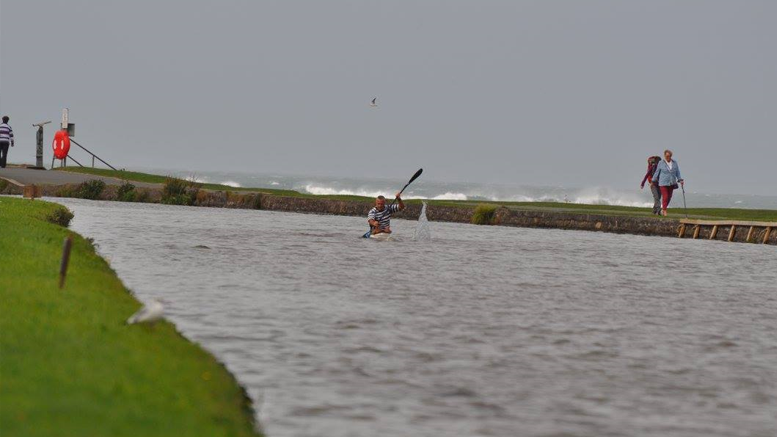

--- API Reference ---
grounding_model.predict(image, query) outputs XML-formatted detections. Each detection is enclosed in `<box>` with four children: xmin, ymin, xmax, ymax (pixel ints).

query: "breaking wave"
<box><xmin>186</xmin><ymin>175</ymin><xmax>208</xmax><ymax>184</ymax></box>
<box><xmin>303</xmin><ymin>185</ymin><xmax>470</xmax><ymax>201</ymax></box>
<box><xmin>220</xmin><ymin>180</ymin><xmax>242</xmax><ymax>188</ymax></box>
<box><xmin>144</xmin><ymin>167</ymin><xmax>777</xmax><ymax>208</ymax></box>
<box><xmin>302</xmin><ymin>184</ymin><xmax>649</xmax><ymax>207</ymax></box>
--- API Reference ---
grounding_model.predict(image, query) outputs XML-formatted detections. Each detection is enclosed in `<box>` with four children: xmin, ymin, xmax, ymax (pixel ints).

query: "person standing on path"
<box><xmin>641</xmin><ymin>155</ymin><xmax>662</xmax><ymax>214</ymax></box>
<box><xmin>0</xmin><ymin>116</ymin><xmax>14</xmax><ymax>168</ymax></box>
<box><xmin>652</xmin><ymin>149</ymin><xmax>684</xmax><ymax>216</ymax></box>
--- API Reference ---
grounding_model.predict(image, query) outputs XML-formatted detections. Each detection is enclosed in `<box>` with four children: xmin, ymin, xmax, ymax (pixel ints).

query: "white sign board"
<box><xmin>61</xmin><ymin>108</ymin><xmax>69</xmax><ymax>129</ymax></box>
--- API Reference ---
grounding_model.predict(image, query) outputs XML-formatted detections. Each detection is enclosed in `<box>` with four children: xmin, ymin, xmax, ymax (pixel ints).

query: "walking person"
<box><xmin>0</xmin><ymin>116</ymin><xmax>14</xmax><ymax>168</ymax></box>
<box><xmin>652</xmin><ymin>149</ymin><xmax>684</xmax><ymax>216</ymax></box>
<box><xmin>641</xmin><ymin>155</ymin><xmax>662</xmax><ymax>214</ymax></box>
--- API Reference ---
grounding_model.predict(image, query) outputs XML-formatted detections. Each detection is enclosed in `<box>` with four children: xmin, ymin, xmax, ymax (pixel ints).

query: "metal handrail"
<box><xmin>69</xmin><ymin>138</ymin><xmax>117</xmax><ymax>171</ymax></box>
<box><xmin>66</xmin><ymin>154</ymin><xmax>85</xmax><ymax>167</ymax></box>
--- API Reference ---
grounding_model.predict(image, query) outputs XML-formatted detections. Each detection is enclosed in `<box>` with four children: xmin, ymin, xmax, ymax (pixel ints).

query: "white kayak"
<box><xmin>369</xmin><ymin>232</ymin><xmax>394</xmax><ymax>241</ymax></box>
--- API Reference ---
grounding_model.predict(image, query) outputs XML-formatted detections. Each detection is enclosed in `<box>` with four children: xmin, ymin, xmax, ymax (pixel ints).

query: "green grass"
<box><xmin>0</xmin><ymin>198</ymin><xmax>259</xmax><ymax>437</ymax></box>
<box><xmin>471</xmin><ymin>204</ymin><xmax>499</xmax><ymax>225</ymax></box>
<box><xmin>56</xmin><ymin>167</ymin><xmax>300</xmax><ymax>197</ymax></box>
<box><xmin>55</xmin><ymin>167</ymin><xmax>777</xmax><ymax>222</ymax></box>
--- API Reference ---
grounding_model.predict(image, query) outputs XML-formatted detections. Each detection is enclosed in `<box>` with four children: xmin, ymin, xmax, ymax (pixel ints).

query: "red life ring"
<box><xmin>53</xmin><ymin>130</ymin><xmax>71</xmax><ymax>160</ymax></box>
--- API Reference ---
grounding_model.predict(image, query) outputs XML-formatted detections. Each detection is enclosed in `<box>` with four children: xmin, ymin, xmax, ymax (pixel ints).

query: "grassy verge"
<box><xmin>0</xmin><ymin>197</ymin><xmax>259</xmax><ymax>437</ymax></box>
<box><xmin>55</xmin><ymin>167</ymin><xmax>777</xmax><ymax>222</ymax></box>
<box><xmin>56</xmin><ymin>167</ymin><xmax>301</xmax><ymax>197</ymax></box>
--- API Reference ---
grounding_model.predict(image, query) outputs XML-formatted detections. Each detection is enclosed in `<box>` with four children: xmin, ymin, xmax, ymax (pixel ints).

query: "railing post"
<box><xmin>728</xmin><ymin>225</ymin><xmax>737</xmax><ymax>242</ymax></box>
<box><xmin>746</xmin><ymin>226</ymin><xmax>755</xmax><ymax>243</ymax></box>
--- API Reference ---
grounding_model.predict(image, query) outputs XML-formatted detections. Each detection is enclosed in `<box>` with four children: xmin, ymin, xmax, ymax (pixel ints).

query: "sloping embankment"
<box><xmin>0</xmin><ymin>197</ymin><xmax>260</xmax><ymax>437</ymax></box>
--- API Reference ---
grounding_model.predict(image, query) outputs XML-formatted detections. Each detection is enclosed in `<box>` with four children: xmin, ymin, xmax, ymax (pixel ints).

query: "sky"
<box><xmin>1</xmin><ymin>1</ymin><xmax>775</xmax><ymax>195</ymax></box>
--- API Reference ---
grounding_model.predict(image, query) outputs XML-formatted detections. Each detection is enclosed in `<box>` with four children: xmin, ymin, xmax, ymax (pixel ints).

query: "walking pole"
<box><xmin>681</xmin><ymin>183</ymin><xmax>688</xmax><ymax>218</ymax></box>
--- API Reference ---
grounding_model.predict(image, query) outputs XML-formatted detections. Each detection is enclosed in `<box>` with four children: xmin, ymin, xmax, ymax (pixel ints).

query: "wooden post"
<box><xmin>678</xmin><ymin>224</ymin><xmax>686</xmax><ymax>238</ymax></box>
<box><xmin>710</xmin><ymin>225</ymin><xmax>719</xmax><ymax>240</ymax></box>
<box><xmin>23</xmin><ymin>185</ymin><xmax>41</xmax><ymax>199</ymax></box>
<box><xmin>59</xmin><ymin>236</ymin><xmax>73</xmax><ymax>289</ymax></box>
<box><xmin>728</xmin><ymin>225</ymin><xmax>737</xmax><ymax>242</ymax></box>
<box><xmin>764</xmin><ymin>227</ymin><xmax>772</xmax><ymax>245</ymax></box>
<box><xmin>746</xmin><ymin>226</ymin><xmax>755</xmax><ymax>243</ymax></box>
<box><xmin>693</xmin><ymin>225</ymin><xmax>701</xmax><ymax>239</ymax></box>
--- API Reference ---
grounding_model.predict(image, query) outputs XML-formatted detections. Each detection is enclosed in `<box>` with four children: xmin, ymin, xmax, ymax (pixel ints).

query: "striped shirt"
<box><xmin>368</xmin><ymin>203</ymin><xmax>399</xmax><ymax>230</ymax></box>
<box><xmin>0</xmin><ymin>123</ymin><xmax>13</xmax><ymax>143</ymax></box>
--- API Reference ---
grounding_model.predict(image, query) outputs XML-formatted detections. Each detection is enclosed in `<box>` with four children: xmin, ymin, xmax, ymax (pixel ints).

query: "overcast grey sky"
<box><xmin>1</xmin><ymin>1</ymin><xmax>775</xmax><ymax>195</ymax></box>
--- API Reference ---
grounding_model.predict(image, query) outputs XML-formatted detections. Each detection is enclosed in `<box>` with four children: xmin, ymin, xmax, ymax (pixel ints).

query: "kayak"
<box><xmin>369</xmin><ymin>232</ymin><xmax>393</xmax><ymax>241</ymax></box>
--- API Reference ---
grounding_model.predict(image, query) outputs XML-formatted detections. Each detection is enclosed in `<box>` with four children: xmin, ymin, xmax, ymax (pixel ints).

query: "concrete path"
<box><xmin>0</xmin><ymin>167</ymin><xmax>159</xmax><ymax>188</ymax></box>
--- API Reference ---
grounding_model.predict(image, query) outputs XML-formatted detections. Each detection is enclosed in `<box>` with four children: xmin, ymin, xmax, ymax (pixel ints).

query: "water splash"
<box><xmin>413</xmin><ymin>202</ymin><xmax>431</xmax><ymax>241</ymax></box>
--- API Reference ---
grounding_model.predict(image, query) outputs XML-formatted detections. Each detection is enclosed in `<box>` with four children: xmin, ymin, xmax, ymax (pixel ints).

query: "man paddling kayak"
<box><xmin>368</xmin><ymin>193</ymin><xmax>406</xmax><ymax>235</ymax></box>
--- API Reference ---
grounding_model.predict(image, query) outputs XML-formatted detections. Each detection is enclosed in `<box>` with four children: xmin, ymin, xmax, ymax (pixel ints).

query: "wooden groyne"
<box><xmin>679</xmin><ymin>219</ymin><xmax>775</xmax><ymax>244</ymax></box>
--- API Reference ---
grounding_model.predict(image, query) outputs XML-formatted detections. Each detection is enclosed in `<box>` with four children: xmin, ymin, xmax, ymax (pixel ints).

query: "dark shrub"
<box><xmin>117</xmin><ymin>181</ymin><xmax>137</xmax><ymax>202</ymax></box>
<box><xmin>55</xmin><ymin>184</ymin><xmax>77</xmax><ymax>197</ymax></box>
<box><xmin>161</xmin><ymin>177</ymin><xmax>200</xmax><ymax>205</ymax></box>
<box><xmin>135</xmin><ymin>189</ymin><xmax>150</xmax><ymax>203</ymax></box>
<box><xmin>45</xmin><ymin>206</ymin><xmax>74</xmax><ymax>227</ymax></box>
<box><xmin>76</xmin><ymin>179</ymin><xmax>106</xmax><ymax>200</ymax></box>
<box><xmin>472</xmin><ymin>204</ymin><xmax>499</xmax><ymax>225</ymax></box>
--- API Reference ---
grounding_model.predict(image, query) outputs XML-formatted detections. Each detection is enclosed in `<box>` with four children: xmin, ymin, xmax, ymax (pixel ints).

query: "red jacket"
<box><xmin>641</xmin><ymin>161</ymin><xmax>658</xmax><ymax>188</ymax></box>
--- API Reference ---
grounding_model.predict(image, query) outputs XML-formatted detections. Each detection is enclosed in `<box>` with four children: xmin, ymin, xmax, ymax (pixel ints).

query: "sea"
<box><xmin>142</xmin><ymin>168</ymin><xmax>777</xmax><ymax>210</ymax></box>
<box><xmin>53</xmin><ymin>197</ymin><xmax>777</xmax><ymax>437</ymax></box>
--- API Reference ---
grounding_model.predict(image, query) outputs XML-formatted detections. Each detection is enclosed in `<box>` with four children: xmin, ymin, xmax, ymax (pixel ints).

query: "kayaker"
<box><xmin>652</xmin><ymin>149</ymin><xmax>684</xmax><ymax>216</ymax></box>
<box><xmin>368</xmin><ymin>193</ymin><xmax>406</xmax><ymax>234</ymax></box>
<box><xmin>640</xmin><ymin>155</ymin><xmax>662</xmax><ymax>215</ymax></box>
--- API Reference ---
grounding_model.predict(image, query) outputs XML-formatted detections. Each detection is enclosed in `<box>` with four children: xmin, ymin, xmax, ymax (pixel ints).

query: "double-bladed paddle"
<box><xmin>363</xmin><ymin>168</ymin><xmax>423</xmax><ymax>238</ymax></box>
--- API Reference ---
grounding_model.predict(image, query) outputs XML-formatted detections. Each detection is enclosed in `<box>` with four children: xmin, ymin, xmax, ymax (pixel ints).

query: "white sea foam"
<box><xmin>220</xmin><ymin>180</ymin><xmax>242</xmax><ymax>188</ymax></box>
<box><xmin>303</xmin><ymin>185</ymin><xmax>470</xmax><ymax>201</ymax></box>
<box><xmin>270</xmin><ymin>181</ymin><xmax>280</xmax><ymax>186</ymax></box>
<box><xmin>501</xmin><ymin>188</ymin><xmax>651</xmax><ymax>208</ymax></box>
<box><xmin>570</xmin><ymin>187</ymin><xmax>651</xmax><ymax>207</ymax></box>
<box><xmin>301</xmin><ymin>184</ymin><xmax>651</xmax><ymax>206</ymax></box>
<box><xmin>429</xmin><ymin>192</ymin><xmax>468</xmax><ymax>201</ymax></box>
<box><xmin>304</xmin><ymin>185</ymin><xmax>385</xmax><ymax>198</ymax></box>
<box><xmin>186</xmin><ymin>175</ymin><xmax>208</xmax><ymax>184</ymax></box>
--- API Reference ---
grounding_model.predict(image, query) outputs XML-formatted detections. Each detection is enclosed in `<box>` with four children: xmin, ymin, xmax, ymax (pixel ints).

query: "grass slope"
<box><xmin>0</xmin><ymin>197</ymin><xmax>259</xmax><ymax>437</ymax></box>
<box><xmin>56</xmin><ymin>167</ymin><xmax>777</xmax><ymax>221</ymax></box>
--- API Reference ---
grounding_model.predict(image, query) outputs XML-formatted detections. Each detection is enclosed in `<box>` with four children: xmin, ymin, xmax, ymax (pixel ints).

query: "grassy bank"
<box><xmin>55</xmin><ymin>167</ymin><xmax>777</xmax><ymax>222</ymax></box>
<box><xmin>0</xmin><ymin>197</ymin><xmax>259</xmax><ymax>437</ymax></box>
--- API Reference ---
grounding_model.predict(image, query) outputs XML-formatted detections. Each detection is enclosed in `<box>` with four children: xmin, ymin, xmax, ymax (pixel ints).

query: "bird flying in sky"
<box><xmin>370</xmin><ymin>98</ymin><xmax>377</xmax><ymax>108</ymax></box>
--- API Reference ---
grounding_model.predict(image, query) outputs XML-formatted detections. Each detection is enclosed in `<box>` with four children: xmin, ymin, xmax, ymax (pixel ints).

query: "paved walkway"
<box><xmin>0</xmin><ymin>167</ymin><xmax>159</xmax><ymax>188</ymax></box>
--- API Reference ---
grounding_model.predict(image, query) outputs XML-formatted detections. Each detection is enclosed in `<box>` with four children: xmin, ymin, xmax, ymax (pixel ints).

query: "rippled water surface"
<box><xmin>54</xmin><ymin>199</ymin><xmax>777</xmax><ymax>437</ymax></box>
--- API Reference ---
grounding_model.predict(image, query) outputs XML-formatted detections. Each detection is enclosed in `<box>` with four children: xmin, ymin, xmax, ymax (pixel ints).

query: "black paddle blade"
<box><xmin>408</xmin><ymin>168</ymin><xmax>423</xmax><ymax>184</ymax></box>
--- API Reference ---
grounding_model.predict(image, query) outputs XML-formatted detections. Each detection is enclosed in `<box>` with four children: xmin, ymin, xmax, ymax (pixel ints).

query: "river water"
<box><xmin>54</xmin><ymin>198</ymin><xmax>777</xmax><ymax>437</ymax></box>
